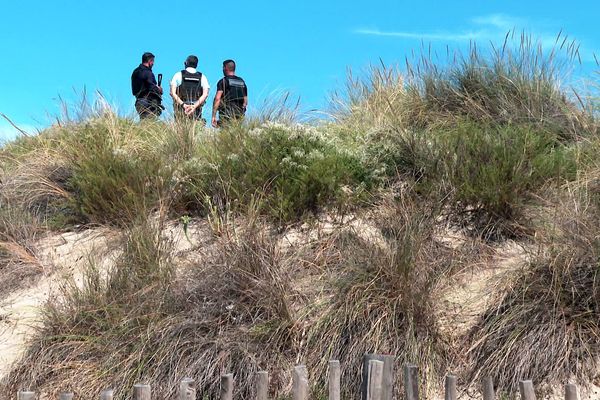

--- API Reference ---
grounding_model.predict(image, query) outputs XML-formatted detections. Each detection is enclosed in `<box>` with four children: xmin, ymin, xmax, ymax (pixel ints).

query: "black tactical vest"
<box><xmin>223</xmin><ymin>76</ymin><xmax>246</xmax><ymax>103</ymax></box>
<box><xmin>176</xmin><ymin>70</ymin><xmax>203</xmax><ymax>103</ymax></box>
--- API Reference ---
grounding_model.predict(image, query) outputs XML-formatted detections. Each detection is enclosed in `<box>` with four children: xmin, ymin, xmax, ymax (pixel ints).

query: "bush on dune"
<box><xmin>429</xmin><ymin>120</ymin><xmax>579</xmax><ymax>238</ymax></box>
<box><xmin>180</xmin><ymin>122</ymin><xmax>370</xmax><ymax>223</ymax></box>
<box><xmin>333</xmin><ymin>34</ymin><xmax>592</xmax><ymax>238</ymax></box>
<box><xmin>1</xmin><ymin>114</ymin><xmax>186</xmax><ymax>228</ymax></box>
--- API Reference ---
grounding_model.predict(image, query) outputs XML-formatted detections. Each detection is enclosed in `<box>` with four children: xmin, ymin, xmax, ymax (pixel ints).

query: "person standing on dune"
<box><xmin>212</xmin><ymin>59</ymin><xmax>248</xmax><ymax>127</ymax></box>
<box><xmin>170</xmin><ymin>55</ymin><xmax>210</xmax><ymax>122</ymax></box>
<box><xmin>131</xmin><ymin>52</ymin><xmax>164</xmax><ymax>119</ymax></box>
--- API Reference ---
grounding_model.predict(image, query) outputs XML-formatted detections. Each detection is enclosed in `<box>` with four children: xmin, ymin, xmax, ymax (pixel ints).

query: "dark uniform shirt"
<box><xmin>216</xmin><ymin>75</ymin><xmax>248</xmax><ymax>119</ymax></box>
<box><xmin>131</xmin><ymin>64</ymin><xmax>159</xmax><ymax>99</ymax></box>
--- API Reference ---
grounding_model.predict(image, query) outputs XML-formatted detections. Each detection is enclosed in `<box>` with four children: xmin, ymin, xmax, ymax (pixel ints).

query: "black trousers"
<box><xmin>135</xmin><ymin>98</ymin><xmax>162</xmax><ymax>119</ymax></box>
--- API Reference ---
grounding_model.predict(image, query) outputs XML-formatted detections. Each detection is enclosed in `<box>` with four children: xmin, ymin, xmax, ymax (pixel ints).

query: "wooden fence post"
<box><xmin>444</xmin><ymin>375</ymin><xmax>457</xmax><ymax>400</ymax></box>
<box><xmin>367</xmin><ymin>360</ymin><xmax>384</xmax><ymax>400</ymax></box>
<box><xmin>221</xmin><ymin>373</ymin><xmax>234</xmax><ymax>400</ymax></box>
<box><xmin>482</xmin><ymin>377</ymin><xmax>495</xmax><ymax>400</ymax></box>
<box><xmin>403</xmin><ymin>364</ymin><xmax>419</xmax><ymax>400</ymax></box>
<box><xmin>519</xmin><ymin>380</ymin><xmax>536</xmax><ymax>400</ymax></box>
<box><xmin>292</xmin><ymin>365</ymin><xmax>309</xmax><ymax>400</ymax></box>
<box><xmin>18</xmin><ymin>392</ymin><xmax>36</xmax><ymax>400</ymax></box>
<box><xmin>328</xmin><ymin>360</ymin><xmax>341</xmax><ymax>400</ymax></box>
<box><xmin>179</xmin><ymin>378</ymin><xmax>196</xmax><ymax>400</ymax></box>
<box><xmin>361</xmin><ymin>354</ymin><xmax>395</xmax><ymax>400</ymax></box>
<box><xmin>381</xmin><ymin>356</ymin><xmax>395</xmax><ymax>400</ymax></box>
<box><xmin>100</xmin><ymin>389</ymin><xmax>114</xmax><ymax>400</ymax></box>
<box><xmin>133</xmin><ymin>384</ymin><xmax>151</xmax><ymax>400</ymax></box>
<box><xmin>59</xmin><ymin>394</ymin><xmax>74</xmax><ymax>400</ymax></box>
<box><xmin>565</xmin><ymin>384</ymin><xmax>579</xmax><ymax>400</ymax></box>
<box><xmin>256</xmin><ymin>371</ymin><xmax>269</xmax><ymax>400</ymax></box>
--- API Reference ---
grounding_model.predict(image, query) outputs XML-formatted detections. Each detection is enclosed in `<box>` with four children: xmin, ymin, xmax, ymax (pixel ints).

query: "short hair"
<box><xmin>185</xmin><ymin>55</ymin><xmax>199</xmax><ymax>68</ymax></box>
<box><xmin>223</xmin><ymin>59</ymin><xmax>236</xmax><ymax>72</ymax></box>
<box><xmin>142</xmin><ymin>52</ymin><xmax>155</xmax><ymax>64</ymax></box>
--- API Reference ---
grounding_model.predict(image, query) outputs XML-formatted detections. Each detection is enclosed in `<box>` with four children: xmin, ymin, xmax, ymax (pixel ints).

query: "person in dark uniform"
<box><xmin>211</xmin><ymin>59</ymin><xmax>248</xmax><ymax>127</ymax></box>
<box><xmin>131</xmin><ymin>52</ymin><xmax>164</xmax><ymax>119</ymax></box>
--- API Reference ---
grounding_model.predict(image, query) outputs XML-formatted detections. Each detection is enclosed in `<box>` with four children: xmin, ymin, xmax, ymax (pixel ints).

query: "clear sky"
<box><xmin>0</xmin><ymin>0</ymin><xmax>598</xmax><ymax>141</ymax></box>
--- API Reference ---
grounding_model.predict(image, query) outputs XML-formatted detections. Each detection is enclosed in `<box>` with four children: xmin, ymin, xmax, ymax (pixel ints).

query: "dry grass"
<box><xmin>4</xmin><ymin>190</ymin><xmax>479</xmax><ymax>399</ymax></box>
<box><xmin>4</xmin><ymin>215</ymin><xmax>301</xmax><ymax>398</ymax></box>
<box><xmin>0</xmin><ymin>199</ymin><xmax>45</xmax><ymax>296</ymax></box>
<box><xmin>467</xmin><ymin>178</ymin><xmax>600</xmax><ymax>394</ymax></box>
<box><xmin>302</xmin><ymin>193</ymin><xmax>468</xmax><ymax>398</ymax></box>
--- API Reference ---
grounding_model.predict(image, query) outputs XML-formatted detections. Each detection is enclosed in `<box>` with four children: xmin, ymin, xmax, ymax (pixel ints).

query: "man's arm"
<box><xmin>170</xmin><ymin>82</ymin><xmax>184</xmax><ymax>106</ymax></box>
<box><xmin>145</xmin><ymin>70</ymin><xmax>163</xmax><ymax>95</ymax></box>
<box><xmin>212</xmin><ymin>90</ymin><xmax>224</xmax><ymax>127</ymax></box>
<box><xmin>186</xmin><ymin>87</ymin><xmax>209</xmax><ymax>116</ymax></box>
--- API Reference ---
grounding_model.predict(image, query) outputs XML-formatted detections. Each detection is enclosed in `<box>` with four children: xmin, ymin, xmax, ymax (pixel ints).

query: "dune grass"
<box><xmin>467</xmin><ymin>177</ymin><xmax>600</xmax><ymax>394</ymax></box>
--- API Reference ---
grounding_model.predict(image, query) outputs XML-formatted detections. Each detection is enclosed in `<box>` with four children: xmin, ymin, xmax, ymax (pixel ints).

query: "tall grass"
<box><xmin>332</xmin><ymin>34</ymin><xmax>593</xmax><ymax>238</ymax></box>
<box><xmin>468</xmin><ymin>178</ymin><xmax>600</xmax><ymax>394</ymax></box>
<box><xmin>304</xmin><ymin>193</ymin><xmax>463</xmax><ymax>397</ymax></box>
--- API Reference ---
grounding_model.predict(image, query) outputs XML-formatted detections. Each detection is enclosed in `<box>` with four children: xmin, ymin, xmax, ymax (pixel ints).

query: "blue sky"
<box><xmin>0</xmin><ymin>0</ymin><xmax>598</xmax><ymax>141</ymax></box>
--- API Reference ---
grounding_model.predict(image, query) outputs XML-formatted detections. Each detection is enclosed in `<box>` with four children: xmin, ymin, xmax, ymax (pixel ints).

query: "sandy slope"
<box><xmin>0</xmin><ymin>228</ymin><xmax>119</xmax><ymax>379</ymax></box>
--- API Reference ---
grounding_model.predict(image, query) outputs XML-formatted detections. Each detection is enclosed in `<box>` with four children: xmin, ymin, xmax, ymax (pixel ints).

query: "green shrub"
<box><xmin>362</xmin><ymin>127</ymin><xmax>436</xmax><ymax>182</ymax></box>
<box><xmin>358</xmin><ymin>119</ymin><xmax>579</xmax><ymax>237</ymax></box>
<box><xmin>66</xmin><ymin>122</ymin><xmax>172</xmax><ymax>226</ymax></box>
<box><xmin>429</xmin><ymin>121</ymin><xmax>578</xmax><ymax>236</ymax></box>
<box><xmin>182</xmin><ymin>122</ymin><xmax>370</xmax><ymax>223</ymax></box>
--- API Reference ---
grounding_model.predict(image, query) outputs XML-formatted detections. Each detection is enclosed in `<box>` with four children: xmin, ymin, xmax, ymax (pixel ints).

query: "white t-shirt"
<box><xmin>170</xmin><ymin>67</ymin><xmax>210</xmax><ymax>90</ymax></box>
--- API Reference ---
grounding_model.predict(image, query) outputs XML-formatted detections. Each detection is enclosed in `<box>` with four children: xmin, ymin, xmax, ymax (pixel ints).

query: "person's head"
<box><xmin>222</xmin><ymin>59</ymin><xmax>236</xmax><ymax>76</ymax></box>
<box><xmin>142</xmin><ymin>52</ymin><xmax>155</xmax><ymax>68</ymax></box>
<box><xmin>184</xmin><ymin>55</ymin><xmax>199</xmax><ymax>69</ymax></box>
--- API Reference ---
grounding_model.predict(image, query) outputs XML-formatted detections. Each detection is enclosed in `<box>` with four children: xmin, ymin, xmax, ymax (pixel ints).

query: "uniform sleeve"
<box><xmin>216</xmin><ymin>78</ymin><xmax>224</xmax><ymax>92</ymax></box>
<box><xmin>201</xmin><ymin>74</ymin><xmax>210</xmax><ymax>90</ymax></box>
<box><xmin>171</xmin><ymin>72</ymin><xmax>181</xmax><ymax>87</ymax></box>
<box><xmin>243</xmin><ymin>81</ymin><xmax>248</xmax><ymax>97</ymax></box>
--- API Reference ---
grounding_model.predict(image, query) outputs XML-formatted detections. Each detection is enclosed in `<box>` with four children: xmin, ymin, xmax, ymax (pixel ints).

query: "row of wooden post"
<box><xmin>16</xmin><ymin>359</ymin><xmax>582</xmax><ymax>400</ymax></box>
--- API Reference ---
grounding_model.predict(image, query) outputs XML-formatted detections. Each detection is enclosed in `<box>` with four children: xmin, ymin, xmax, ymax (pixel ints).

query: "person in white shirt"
<box><xmin>170</xmin><ymin>55</ymin><xmax>210</xmax><ymax>121</ymax></box>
